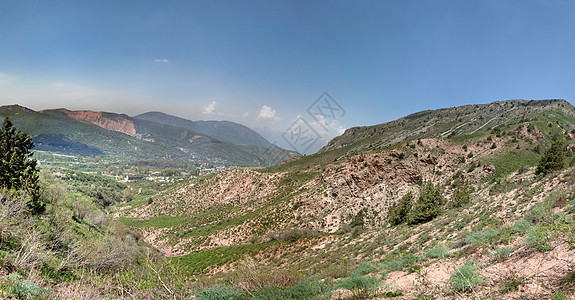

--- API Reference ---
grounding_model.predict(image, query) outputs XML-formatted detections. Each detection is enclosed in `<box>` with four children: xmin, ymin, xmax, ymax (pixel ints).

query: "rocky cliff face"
<box><xmin>58</xmin><ymin>109</ymin><xmax>140</xmax><ymax>138</ymax></box>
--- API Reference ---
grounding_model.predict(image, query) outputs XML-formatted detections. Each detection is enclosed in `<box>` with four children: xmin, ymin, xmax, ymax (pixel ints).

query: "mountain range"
<box><xmin>0</xmin><ymin>105</ymin><xmax>297</xmax><ymax>165</ymax></box>
<box><xmin>114</xmin><ymin>99</ymin><xmax>575</xmax><ymax>298</ymax></box>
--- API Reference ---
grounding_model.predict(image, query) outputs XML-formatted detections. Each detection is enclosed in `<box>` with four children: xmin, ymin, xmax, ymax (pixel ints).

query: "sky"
<box><xmin>2</xmin><ymin>0</ymin><xmax>575</xmax><ymax>153</ymax></box>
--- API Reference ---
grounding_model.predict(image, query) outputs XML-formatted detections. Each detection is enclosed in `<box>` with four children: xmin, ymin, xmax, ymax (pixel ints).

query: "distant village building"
<box><xmin>125</xmin><ymin>175</ymin><xmax>144</xmax><ymax>181</ymax></box>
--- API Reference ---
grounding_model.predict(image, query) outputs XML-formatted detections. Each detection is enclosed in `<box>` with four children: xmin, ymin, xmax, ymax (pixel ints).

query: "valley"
<box><xmin>2</xmin><ymin>99</ymin><xmax>575</xmax><ymax>299</ymax></box>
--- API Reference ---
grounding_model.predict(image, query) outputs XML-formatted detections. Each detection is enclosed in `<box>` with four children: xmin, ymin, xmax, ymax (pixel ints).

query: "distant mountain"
<box><xmin>0</xmin><ymin>105</ymin><xmax>297</xmax><ymax>166</ymax></box>
<box><xmin>135</xmin><ymin>111</ymin><xmax>271</xmax><ymax>148</ymax></box>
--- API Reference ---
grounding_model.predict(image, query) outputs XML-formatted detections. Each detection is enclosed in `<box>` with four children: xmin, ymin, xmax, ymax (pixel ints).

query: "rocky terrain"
<box><xmin>113</xmin><ymin>99</ymin><xmax>575</xmax><ymax>298</ymax></box>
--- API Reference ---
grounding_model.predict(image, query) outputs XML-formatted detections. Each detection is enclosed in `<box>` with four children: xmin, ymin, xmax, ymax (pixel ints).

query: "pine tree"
<box><xmin>536</xmin><ymin>140</ymin><xmax>566</xmax><ymax>176</ymax></box>
<box><xmin>0</xmin><ymin>117</ymin><xmax>43</xmax><ymax>214</ymax></box>
<box><xmin>388</xmin><ymin>192</ymin><xmax>413</xmax><ymax>226</ymax></box>
<box><xmin>407</xmin><ymin>182</ymin><xmax>444</xmax><ymax>225</ymax></box>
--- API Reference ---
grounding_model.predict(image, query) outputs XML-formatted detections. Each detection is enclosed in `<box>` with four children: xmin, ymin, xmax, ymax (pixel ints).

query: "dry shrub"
<box><xmin>230</xmin><ymin>257</ymin><xmax>305</xmax><ymax>291</ymax></box>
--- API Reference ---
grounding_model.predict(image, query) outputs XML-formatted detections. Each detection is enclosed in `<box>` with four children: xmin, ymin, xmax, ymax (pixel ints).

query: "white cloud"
<box><xmin>202</xmin><ymin>101</ymin><xmax>217</xmax><ymax>115</ymax></box>
<box><xmin>243</xmin><ymin>112</ymin><xmax>249</xmax><ymax>117</ymax></box>
<box><xmin>154</xmin><ymin>58</ymin><xmax>170</xmax><ymax>63</ymax></box>
<box><xmin>257</xmin><ymin>105</ymin><xmax>279</xmax><ymax>120</ymax></box>
<box><xmin>310</xmin><ymin>114</ymin><xmax>346</xmax><ymax>136</ymax></box>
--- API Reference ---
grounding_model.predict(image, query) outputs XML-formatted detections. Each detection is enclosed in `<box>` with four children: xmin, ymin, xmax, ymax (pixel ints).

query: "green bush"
<box><xmin>449</xmin><ymin>260</ymin><xmax>483</xmax><ymax>292</ymax></box>
<box><xmin>527</xmin><ymin>227</ymin><xmax>553</xmax><ymax>252</ymax></box>
<box><xmin>425</xmin><ymin>246</ymin><xmax>446</xmax><ymax>259</ymax></box>
<box><xmin>465</xmin><ymin>229</ymin><xmax>499</xmax><ymax>246</ymax></box>
<box><xmin>354</xmin><ymin>262</ymin><xmax>381</xmax><ymax>276</ymax></box>
<box><xmin>195</xmin><ymin>285</ymin><xmax>245</xmax><ymax>300</ymax></box>
<box><xmin>407</xmin><ymin>183</ymin><xmax>445</xmax><ymax>225</ymax></box>
<box><xmin>251</xmin><ymin>278</ymin><xmax>332</xmax><ymax>300</ymax></box>
<box><xmin>251</xmin><ymin>286</ymin><xmax>287</xmax><ymax>300</ymax></box>
<box><xmin>490</xmin><ymin>247</ymin><xmax>513</xmax><ymax>262</ymax></box>
<box><xmin>1</xmin><ymin>273</ymin><xmax>50</xmax><ymax>300</ymax></box>
<box><xmin>551</xmin><ymin>290</ymin><xmax>568</xmax><ymax>300</ymax></box>
<box><xmin>388</xmin><ymin>192</ymin><xmax>413</xmax><ymax>226</ymax></box>
<box><xmin>536</xmin><ymin>140</ymin><xmax>566</xmax><ymax>176</ymax></box>
<box><xmin>337</xmin><ymin>273</ymin><xmax>381</xmax><ymax>299</ymax></box>
<box><xmin>284</xmin><ymin>278</ymin><xmax>332</xmax><ymax>299</ymax></box>
<box><xmin>510</xmin><ymin>220</ymin><xmax>533</xmax><ymax>234</ymax></box>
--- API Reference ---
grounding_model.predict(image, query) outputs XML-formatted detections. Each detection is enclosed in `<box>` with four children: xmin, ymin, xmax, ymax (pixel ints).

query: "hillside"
<box><xmin>0</xmin><ymin>105</ymin><xmax>297</xmax><ymax>166</ymax></box>
<box><xmin>114</xmin><ymin>99</ymin><xmax>575</xmax><ymax>298</ymax></box>
<box><xmin>135</xmin><ymin>111</ymin><xmax>271</xmax><ymax>148</ymax></box>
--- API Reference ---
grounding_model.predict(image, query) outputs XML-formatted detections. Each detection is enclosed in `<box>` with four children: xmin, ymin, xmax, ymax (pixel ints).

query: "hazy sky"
<box><xmin>2</xmin><ymin>0</ymin><xmax>575</xmax><ymax>153</ymax></box>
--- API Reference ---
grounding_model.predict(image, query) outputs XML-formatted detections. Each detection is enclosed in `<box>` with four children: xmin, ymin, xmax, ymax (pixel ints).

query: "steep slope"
<box><xmin>0</xmin><ymin>105</ymin><xmax>297</xmax><ymax>165</ymax></box>
<box><xmin>320</xmin><ymin>99</ymin><xmax>574</xmax><ymax>154</ymax></box>
<box><xmin>115</xmin><ymin>99</ymin><xmax>575</xmax><ymax>298</ymax></box>
<box><xmin>135</xmin><ymin>111</ymin><xmax>271</xmax><ymax>148</ymax></box>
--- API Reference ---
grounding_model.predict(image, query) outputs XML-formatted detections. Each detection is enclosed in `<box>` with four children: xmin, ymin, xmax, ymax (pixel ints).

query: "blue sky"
<box><xmin>2</xmin><ymin>0</ymin><xmax>575</xmax><ymax>153</ymax></box>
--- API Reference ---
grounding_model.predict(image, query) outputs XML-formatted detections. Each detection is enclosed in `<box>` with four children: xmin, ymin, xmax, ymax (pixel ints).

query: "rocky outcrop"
<box><xmin>59</xmin><ymin>109</ymin><xmax>140</xmax><ymax>138</ymax></box>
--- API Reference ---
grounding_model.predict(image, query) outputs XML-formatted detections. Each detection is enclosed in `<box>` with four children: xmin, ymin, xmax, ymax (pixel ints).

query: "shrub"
<box><xmin>337</xmin><ymin>273</ymin><xmax>381</xmax><ymax>299</ymax></box>
<box><xmin>407</xmin><ymin>183</ymin><xmax>445</xmax><ymax>225</ymax></box>
<box><xmin>490</xmin><ymin>247</ymin><xmax>513</xmax><ymax>262</ymax></box>
<box><xmin>284</xmin><ymin>277</ymin><xmax>333</xmax><ymax>299</ymax></box>
<box><xmin>536</xmin><ymin>141</ymin><xmax>566</xmax><ymax>176</ymax></box>
<box><xmin>527</xmin><ymin>227</ymin><xmax>553</xmax><ymax>252</ymax></box>
<box><xmin>425</xmin><ymin>246</ymin><xmax>446</xmax><ymax>259</ymax></box>
<box><xmin>552</xmin><ymin>290</ymin><xmax>568</xmax><ymax>300</ymax></box>
<box><xmin>251</xmin><ymin>286</ymin><xmax>287</xmax><ymax>300</ymax></box>
<box><xmin>195</xmin><ymin>285</ymin><xmax>245</xmax><ymax>300</ymax></box>
<box><xmin>1</xmin><ymin>273</ymin><xmax>50</xmax><ymax>300</ymax></box>
<box><xmin>349</xmin><ymin>208</ymin><xmax>367</xmax><ymax>229</ymax></box>
<box><xmin>449</xmin><ymin>260</ymin><xmax>483</xmax><ymax>292</ymax></box>
<box><xmin>465</xmin><ymin>229</ymin><xmax>498</xmax><ymax>246</ymax></box>
<box><xmin>388</xmin><ymin>192</ymin><xmax>413</xmax><ymax>226</ymax></box>
<box><xmin>354</xmin><ymin>262</ymin><xmax>381</xmax><ymax>276</ymax></box>
<box><xmin>510</xmin><ymin>219</ymin><xmax>533</xmax><ymax>234</ymax></box>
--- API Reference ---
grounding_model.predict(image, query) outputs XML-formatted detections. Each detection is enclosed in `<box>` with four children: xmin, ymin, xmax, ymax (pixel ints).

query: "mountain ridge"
<box><xmin>0</xmin><ymin>105</ymin><xmax>297</xmax><ymax>165</ymax></box>
<box><xmin>135</xmin><ymin>111</ymin><xmax>272</xmax><ymax>148</ymax></box>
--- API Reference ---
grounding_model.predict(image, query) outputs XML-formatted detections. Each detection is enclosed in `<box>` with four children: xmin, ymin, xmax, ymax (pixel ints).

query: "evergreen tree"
<box><xmin>388</xmin><ymin>192</ymin><xmax>413</xmax><ymax>226</ymax></box>
<box><xmin>0</xmin><ymin>117</ymin><xmax>43</xmax><ymax>214</ymax></box>
<box><xmin>536</xmin><ymin>140</ymin><xmax>566</xmax><ymax>176</ymax></box>
<box><xmin>407</xmin><ymin>182</ymin><xmax>444</xmax><ymax>225</ymax></box>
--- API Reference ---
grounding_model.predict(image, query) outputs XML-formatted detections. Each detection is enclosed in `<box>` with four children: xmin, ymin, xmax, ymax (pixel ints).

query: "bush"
<box><xmin>527</xmin><ymin>227</ymin><xmax>553</xmax><ymax>252</ymax></box>
<box><xmin>536</xmin><ymin>141</ymin><xmax>566</xmax><ymax>176</ymax></box>
<box><xmin>490</xmin><ymin>247</ymin><xmax>513</xmax><ymax>262</ymax></box>
<box><xmin>407</xmin><ymin>183</ymin><xmax>445</xmax><ymax>225</ymax></box>
<box><xmin>425</xmin><ymin>246</ymin><xmax>446</xmax><ymax>259</ymax></box>
<box><xmin>195</xmin><ymin>285</ymin><xmax>245</xmax><ymax>300</ymax></box>
<box><xmin>552</xmin><ymin>290</ymin><xmax>568</xmax><ymax>300</ymax></box>
<box><xmin>250</xmin><ymin>278</ymin><xmax>332</xmax><ymax>300</ymax></box>
<box><xmin>465</xmin><ymin>229</ymin><xmax>499</xmax><ymax>246</ymax></box>
<box><xmin>388</xmin><ymin>192</ymin><xmax>413</xmax><ymax>226</ymax></box>
<box><xmin>450</xmin><ymin>260</ymin><xmax>483</xmax><ymax>292</ymax></box>
<box><xmin>337</xmin><ymin>273</ymin><xmax>381</xmax><ymax>299</ymax></box>
<box><xmin>510</xmin><ymin>220</ymin><xmax>533</xmax><ymax>234</ymax></box>
<box><xmin>1</xmin><ymin>273</ymin><xmax>50</xmax><ymax>300</ymax></box>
